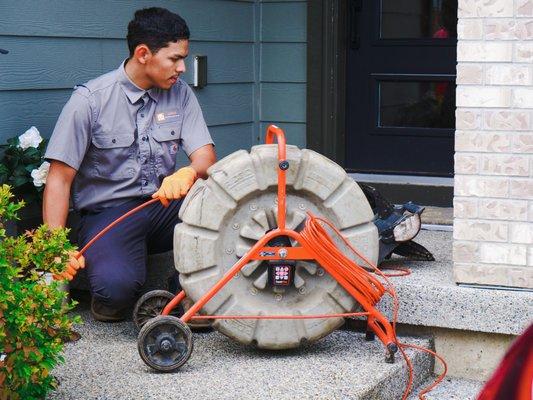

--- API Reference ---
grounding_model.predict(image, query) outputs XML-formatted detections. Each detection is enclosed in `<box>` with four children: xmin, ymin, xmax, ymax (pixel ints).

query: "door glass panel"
<box><xmin>381</xmin><ymin>0</ymin><xmax>457</xmax><ymax>39</ymax></box>
<box><xmin>379</xmin><ymin>80</ymin><xmax>455</xmax><ymax>129</ymax></box>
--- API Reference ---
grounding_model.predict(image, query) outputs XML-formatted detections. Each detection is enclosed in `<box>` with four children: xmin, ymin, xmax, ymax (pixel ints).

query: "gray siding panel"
<box><xmin>261</xmin><ymin>2</ymin><xmax>306</xmax><ymax>43</ymax></box>
<box><xmin>261</xmin><ymin>43</ymin><xmax>306</xmax><ymax>83</ymax></box>
<box><xmin>0</xmin><ymin>37</ymin><xmax>254</xmax><ymax>90</ymax></box>
<box><xmin>0</xmin><ymin>0</ymin><xmax>254</xmax><ymax>42</ymax></box>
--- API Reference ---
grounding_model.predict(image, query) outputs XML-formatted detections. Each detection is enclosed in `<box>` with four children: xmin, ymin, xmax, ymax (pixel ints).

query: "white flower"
<box><xmin>18</xmin><ymin>126</ymin><xmax>43</xmax><ymax>150</ymax></box>
<box><xmin>31</xmin><ymin>161</ymin><xmax>50</xmax><ymax>187</ymax></box>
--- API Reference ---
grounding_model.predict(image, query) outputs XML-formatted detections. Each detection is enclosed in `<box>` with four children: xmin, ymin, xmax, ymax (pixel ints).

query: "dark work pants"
<box><xmin>77</xmin><ymin>198</ymin><xmax>183</xmax><ymax>309</ymax></box>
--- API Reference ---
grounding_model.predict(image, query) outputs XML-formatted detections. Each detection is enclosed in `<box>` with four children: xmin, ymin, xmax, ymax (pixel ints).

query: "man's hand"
<box><xmin>152</xmin><ymin>166</ymin><xmax>197</xmax><ymax>200</ymax></box>
<box><xmin>54</xmin><ymin>251</ymin><xmax>85</xmax><ymax>281</ymax></box>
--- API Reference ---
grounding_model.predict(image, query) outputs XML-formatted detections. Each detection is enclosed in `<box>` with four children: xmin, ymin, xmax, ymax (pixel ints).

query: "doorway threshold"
<box><xmin>349</xmin><ymin>173</ymin><xmax>454</xmax><ymax>207</ymax></box>
<box><xmin>348</xmin><ymin>173</ymin><xmax>454</xmax><ymax>187</ymax></box>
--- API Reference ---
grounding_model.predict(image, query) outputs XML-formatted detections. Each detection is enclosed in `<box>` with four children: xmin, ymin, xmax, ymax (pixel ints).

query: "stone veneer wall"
<box><xmin>453</xmin><ymin>0</ymin><xmax>533</xmax><ymax>289</ymax></box>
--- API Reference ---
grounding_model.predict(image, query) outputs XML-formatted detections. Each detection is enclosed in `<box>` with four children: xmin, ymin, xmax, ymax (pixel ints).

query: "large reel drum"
<box><xmin>174</xmin><ymin>145</ymin><xmax>378</xmax><ymax>349</ymax></box>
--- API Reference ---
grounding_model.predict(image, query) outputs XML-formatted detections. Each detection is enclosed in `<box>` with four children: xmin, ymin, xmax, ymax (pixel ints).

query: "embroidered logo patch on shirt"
<box><xmin>156</xmin><ymin>110</ymin><xmax>181</xmax><ymax>124</ymax></box>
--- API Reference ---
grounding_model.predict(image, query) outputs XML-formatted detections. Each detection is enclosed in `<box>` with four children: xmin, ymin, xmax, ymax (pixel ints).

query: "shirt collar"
<box><xmin>118</xmin><ymin>60</ymin><xmax>159</xmax><ymax>104</ymax></box>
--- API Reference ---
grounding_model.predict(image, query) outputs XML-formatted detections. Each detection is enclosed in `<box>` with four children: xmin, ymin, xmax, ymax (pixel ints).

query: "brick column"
<box><xmin>453</xmin><ymin>0</ymin><xmax>533</xmax><ymax>289</ymax></box>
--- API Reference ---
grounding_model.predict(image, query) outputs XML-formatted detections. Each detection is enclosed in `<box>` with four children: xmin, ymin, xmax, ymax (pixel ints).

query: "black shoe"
<box><xmin>91</xmin><ymin>297</ymin><xmax>127</xmax><ymax>322</ymax></box>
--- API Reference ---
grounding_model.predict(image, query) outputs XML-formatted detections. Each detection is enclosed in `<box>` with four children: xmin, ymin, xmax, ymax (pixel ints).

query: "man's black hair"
<box><xmin>127</xmin><ymin>7</ymin><xmax>190</xmax><ymax>56</ymax></box>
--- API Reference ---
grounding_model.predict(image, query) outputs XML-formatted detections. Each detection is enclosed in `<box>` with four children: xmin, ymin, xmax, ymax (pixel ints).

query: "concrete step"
<box><xmin>49</xmin><ymin>307</ymin><xmax>433</xmax><ymax>400</ymax></box>
<box><xmin>408</xmin><ymin>376</ymin><xmax>483</xmax><ymax>400</ymax></box>
<box><xmin>374</xmin><ymin>229</ymin><xmax>531</xmax><ymax>381</ymax></box>
<box><xmin>421</xmin><ymin>206</ymin><xmax>453</xmax><ymax>226</ymax></box>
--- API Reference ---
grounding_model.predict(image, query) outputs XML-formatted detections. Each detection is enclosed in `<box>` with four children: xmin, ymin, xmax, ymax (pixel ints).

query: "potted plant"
<box><xmin>0</xmin><ymin>126</ymin><xmax>49</xmax><ymax>234</ymax></box>
<box><xmin>0</xmin><ymin>184</ymin><xmax>79</xmax><ymax>400</ymax></box>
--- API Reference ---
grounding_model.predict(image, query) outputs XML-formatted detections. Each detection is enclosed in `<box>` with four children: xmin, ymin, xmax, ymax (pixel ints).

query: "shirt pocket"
<box><xmin>152</xmin><ymin>122</ymin><xmax>182</xmax><ymax>179</ymax></box>
<box><xmin>90</xmin><ymin>133</ymin><xmax>136</xmax><ymax>179</ymax></box>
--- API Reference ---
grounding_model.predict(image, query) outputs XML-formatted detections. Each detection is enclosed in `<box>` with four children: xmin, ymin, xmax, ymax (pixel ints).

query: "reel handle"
<box><xmin>265</xmin><ymin>124</ymin><xmax>288</xmax><ymax>230</ymax></box>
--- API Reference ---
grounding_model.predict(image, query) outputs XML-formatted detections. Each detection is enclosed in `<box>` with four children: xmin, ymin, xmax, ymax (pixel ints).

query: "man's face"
<box><xmin>145</xmin><ymin>40</ymin><xmax>189</xmax><ymax>90</ymax></box>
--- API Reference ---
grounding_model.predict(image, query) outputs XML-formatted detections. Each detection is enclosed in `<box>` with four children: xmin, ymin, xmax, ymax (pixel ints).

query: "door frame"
<box><xmin>306</xmin><ymin>0</ymin><xmax>347</xmax><ymax>165</ymax></box>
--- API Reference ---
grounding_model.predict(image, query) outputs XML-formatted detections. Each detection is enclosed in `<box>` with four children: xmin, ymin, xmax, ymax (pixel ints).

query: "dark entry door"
<box><xmin>345</xmin><ymin>0</ymin><xmax>457</xmax><ymax>176</ymax></box>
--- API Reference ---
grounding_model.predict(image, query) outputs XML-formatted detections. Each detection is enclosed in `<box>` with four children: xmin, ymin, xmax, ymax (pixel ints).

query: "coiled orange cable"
<box><xmin>300</xmin><ymin>212</ymin><xmax>448</xmax><ymax>400</ymax></box>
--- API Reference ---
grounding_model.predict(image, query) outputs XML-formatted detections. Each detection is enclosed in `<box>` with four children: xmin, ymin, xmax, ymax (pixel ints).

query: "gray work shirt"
<box><xmin>45</xmin><ymin>61</ymin><xmax>214</xmax><ymax>213</ymax></box>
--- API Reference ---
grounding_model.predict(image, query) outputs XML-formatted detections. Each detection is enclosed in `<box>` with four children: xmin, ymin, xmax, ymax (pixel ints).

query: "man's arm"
<box><xmin>152</xmin><ymin>144</ymin><xmax>216</xmax><ymax>200</ymax></box>
<box><xmin>188</xmin><ymin>143</ymin><xmax>216</xmax><ymax>179</ymax></box>
<box><xmin>43</xmin><ymin>160</ymin><xmax>77</xmax><ymax>229</ymax></box>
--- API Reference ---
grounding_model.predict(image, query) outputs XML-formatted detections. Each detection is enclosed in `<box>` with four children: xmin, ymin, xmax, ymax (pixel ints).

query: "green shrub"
<box><xmin>0</xmin><ymin>184</ymin><xmax>80</xmax><ymax>400</ymax></box>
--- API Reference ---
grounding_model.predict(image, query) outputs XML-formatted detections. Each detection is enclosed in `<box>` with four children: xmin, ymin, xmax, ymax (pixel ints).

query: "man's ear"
<box><xmin>134</xmin><ymin>44</ymin><xmax>152</xmax><ymax>65</ymax></box>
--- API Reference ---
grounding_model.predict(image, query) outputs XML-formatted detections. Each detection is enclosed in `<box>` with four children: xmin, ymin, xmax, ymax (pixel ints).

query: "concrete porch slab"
<box><xmin>377</xmin><ymin>230</ymin><xmax>533</xmax><ymax>336</ymax></box>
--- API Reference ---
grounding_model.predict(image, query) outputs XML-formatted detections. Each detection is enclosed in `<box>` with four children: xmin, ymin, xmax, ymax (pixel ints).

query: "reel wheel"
<box><xmin>137</xmin><ymin>315</ymin><xmax>193</xmax><ymax>372</ymax></box>
<box><xmin>133</xmin><ymin>290</ymin><xmax>182</xmax><ymax>330</ymax></box>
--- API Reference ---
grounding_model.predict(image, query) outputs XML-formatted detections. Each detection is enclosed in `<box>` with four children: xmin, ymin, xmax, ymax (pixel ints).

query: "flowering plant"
<box><xmin>0</xmin><ymin>127</ymin><xmax>49</xmax><ymax>206</ymax></box>
<box><xmin>0</xmin><ymin>184</ymin><xmax>79</xmax><ymax>399</ymax></box>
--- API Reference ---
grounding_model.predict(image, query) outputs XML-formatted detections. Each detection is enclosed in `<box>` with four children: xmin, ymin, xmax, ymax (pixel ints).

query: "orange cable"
<box><xmin>76</xmin><ymin>197</ymin><xmax>168</xmax><ymax>258</ymax></box>
<box><xmin>300</xmin><ymin>212</ymin><xmax>448</xmax><ymax>400</ymax></box>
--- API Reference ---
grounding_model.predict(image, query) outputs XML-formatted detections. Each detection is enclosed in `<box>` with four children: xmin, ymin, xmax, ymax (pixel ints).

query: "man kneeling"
<box><xmin>43</xmin><ymin>7</ymin><xmax>216</xmax><ymax>322</ymax></box>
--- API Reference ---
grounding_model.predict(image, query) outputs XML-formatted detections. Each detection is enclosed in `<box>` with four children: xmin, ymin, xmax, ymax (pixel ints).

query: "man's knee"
<box><xmin>91</xmin><ymin>274</ymin><xmax>142</xmax><ymax>309</ymax></box>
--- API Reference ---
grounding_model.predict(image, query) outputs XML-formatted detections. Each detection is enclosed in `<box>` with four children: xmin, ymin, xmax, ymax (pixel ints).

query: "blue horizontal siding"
<box><xmin>261</xmin><ymin>2</ymin><xmax>307</xmax><ymax>42</ymax></box>
<box><xmin>259</xmin><ymin>1</ymin><xmax>307</xmax><ymax>148</ymax></box>
<box><xmin>260</xmin><ymin>122</ymin><xmax>306</xmax><ymax>149</ymax></box>
<box><xmin>0</xmin><ymin>0</ymin><xmax>307</xmax><ymax>152</ymax></box>
<box><xmin>261</xmin><ymin>43</ymin><xmax>306</xmax><ymax>83</ymax></box>
<box><xmin>0</xmin><ymin>0</ymin><xmax>254</xmax><ymax>42</ymax></box>
<box><xmin>260</xmin><ymin>83</ymin><xmax>306</xmax><ymax>123</ymax></box>
<box><xmin>210</xmin><ymin>123</ymin><xmax>254</xmax><ymax>158</ymax></box>
<box><xmin>0</xmin><ymin>84</ymin><xmax>253</xmax><ymax>142</ymax></box>
<box><xmin>0</xmin><ymin>90</ymin><xmax>70</xmax><ymax>141</ymax></box>
<box><xmin>196</xmin><ymin>84</ymin><xmax>254</xmax><ymax>126</ymax></box>
<box><xmin>175</xmin><ymin>122</ymin><xmax>254</xmax><ymax>168</ymax></box>
<box><xmin>0</xmin><ymin>37</ymin><xmax>254</xmax><ymax>90</ymax></box>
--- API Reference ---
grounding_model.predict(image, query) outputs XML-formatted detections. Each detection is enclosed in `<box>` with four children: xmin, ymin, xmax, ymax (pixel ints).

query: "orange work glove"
<box><xmin>53</xmin><ymin>251</ymin><xmax>85</xmax><ymax>281</ymax></box>
<box><xmin>152</xmin><ymin>166</ymin><xmax>197</xmax><ymax>200</ymax></box>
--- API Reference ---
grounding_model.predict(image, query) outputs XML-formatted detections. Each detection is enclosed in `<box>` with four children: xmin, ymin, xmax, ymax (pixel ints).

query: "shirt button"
<box><xmin>171</xmin><ymin>130</ymin><xmax>175</xmax><ymax>135</ymax></box>
<box><xmin>140</xmin><ymin>113</ymin><xmax>145</xmax><ymax>118</ymax></box>
<box><xmin>143</xmin><ymin>181</ymin><xmax>148</xmax><ymax>186</ymax></box>
<box><xmin>142</xmin><ymin>136</ymin><xmax>148</xmax><ymax>141</ymax></box>
<box><xmin>111</xmin><ymin>138</ymin><xmax>116</xmax><ymax>144</ymax></box>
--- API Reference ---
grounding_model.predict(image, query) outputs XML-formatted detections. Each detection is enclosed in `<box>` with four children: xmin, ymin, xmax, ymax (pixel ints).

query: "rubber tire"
<box><xmin>174</xmin><ymin>145</ymin><xmax>379</xmax><ymax>349</ymax></box>
<box><xmin>133</xmin><ymin>290</ymin><xmax>182</xmax><ymax>330</ymax></box>
<box><xmin>137</xmin><ymin>315</ymin><xmax>193</xmax><ymax>372</ymax></box>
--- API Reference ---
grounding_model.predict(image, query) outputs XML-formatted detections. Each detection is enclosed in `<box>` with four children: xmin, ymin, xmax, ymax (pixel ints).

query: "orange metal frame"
<box><xmin>162</xmin><ymin>124</ymin><xmax>397</xmax><ymax>352</ymax></box>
